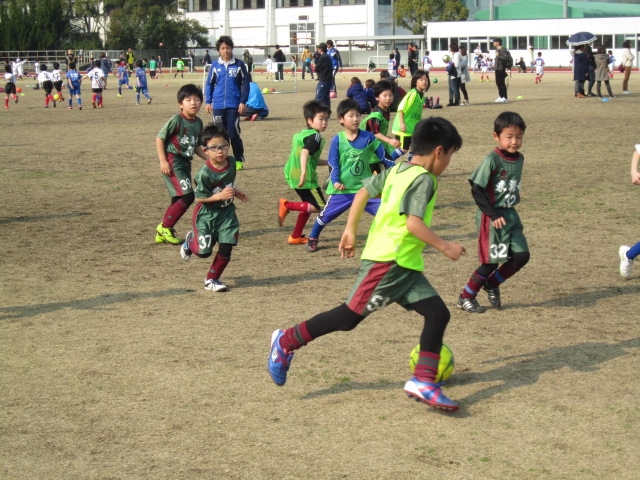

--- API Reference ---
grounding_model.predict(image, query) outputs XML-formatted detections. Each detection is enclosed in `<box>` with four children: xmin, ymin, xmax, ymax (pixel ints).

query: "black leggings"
<box><xmin>305</xmin><ymin>296</ymin><xmax>450</xmax><ymax>355</ymax></box>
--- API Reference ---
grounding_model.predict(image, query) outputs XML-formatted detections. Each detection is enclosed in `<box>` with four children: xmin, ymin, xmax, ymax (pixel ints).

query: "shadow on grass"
<box><xmin>512</xmin><ymin>283</ymin><xmax>640</xmax><ymax>308</ymax></box>
<box><xmin>453</xmin><ymin>337</ymin><xmax>640</xmax><ymax>409</ymax></box>
<box><xmin>228</xmin><ymin>267</ymin><xmax>356</xmax><ymax>289</ymax></box>
<box><xmin>0</xmin><ymin>288</ymin><xmax>193</xmax><ymax>320</ymax></box>
<box><xmin>297</xmin><ymin>335</ymin><xmax>640</xmax><ymax>416</ymax></box>
<box><xmin>0</xmin><ymin>211</ymin><xmax>91</xmax><ymax>225</ymax></box>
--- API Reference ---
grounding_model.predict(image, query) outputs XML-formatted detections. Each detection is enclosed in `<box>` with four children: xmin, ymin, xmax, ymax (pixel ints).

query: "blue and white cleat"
<box><xmin>404</xmin><ymin>377</ymin><xmax>459</xmax><ymax>412</ymax></box>
<box><xmin>268</xmin><ymin>329</ymin><xmax>294</xmax><ymax>386</ymax></box>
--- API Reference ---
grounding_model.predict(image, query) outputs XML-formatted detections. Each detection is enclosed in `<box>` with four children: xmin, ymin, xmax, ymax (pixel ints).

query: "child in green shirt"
<box><xmin>268</xmin><ymin>117</ymin><xmax>465</xmax><ymax>412</ymax></box>
<box><xmin>174</xmin><ymin>58</ymin><xmax>185</xmax><ymax>78</ymax></box>
<box><xmin>279</xmin><ymin>100</ymin><xmax>332</xmax><ymax>245</ymax></box>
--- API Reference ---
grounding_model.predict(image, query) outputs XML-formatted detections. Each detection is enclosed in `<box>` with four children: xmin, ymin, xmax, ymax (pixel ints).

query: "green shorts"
<box><xmin>345</xmin><ymin>260</ymin><xmax>438</xmax><ymax>317</ymax></box>
<box><xmin>163</xmin><ymin>160</ymin><xmax>193</xmax><ymax>197</ymax></box>
<box><xmin>191</xmin><ymin>203</ymin><xmax>239</xmax><ymax>256</ymax></box>
<box><xmin>476</xmin><ymin>208</ymin><xmax>529</xmax><ymax>264</ymax></box>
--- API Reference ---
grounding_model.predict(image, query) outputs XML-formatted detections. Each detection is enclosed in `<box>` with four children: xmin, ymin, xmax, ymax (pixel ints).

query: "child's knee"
<box><xmin>180</xmin><ymin>191</ymin><xmax>195</xmax><ymax>206</ymax></box>
<box><xmin>512</xmin><ymin>251</ymin><xmax>530</xmax><ymax>270</ymax></box>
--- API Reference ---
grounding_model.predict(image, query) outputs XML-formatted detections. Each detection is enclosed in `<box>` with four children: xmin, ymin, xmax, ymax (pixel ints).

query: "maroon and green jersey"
<box><xmin>194</xmin><ymin>158</ymin><xmax>238</xmax><ymax>210</ymax></box>
<box><xmin>469</xmin><ymin>148</ymin><xmax>524</xmax><ymax>209</ymax></box>
<box><xmin>157</xmin><ymin>113</ymin><xmax>204</xmax><ymax>167</ymax></box>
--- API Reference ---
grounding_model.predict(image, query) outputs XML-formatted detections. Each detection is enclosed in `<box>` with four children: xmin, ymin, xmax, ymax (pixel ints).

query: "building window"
<box><xmin>278</xmin><ymin>0</ymin><xmax>314</xmax><ymax>6</ymax></box>
<box><xmin>323</xmin><ymin>0</ymin><xmax>364</xmax><ymax>5</ymax></box>
<box><xmin>531</xmin><ymin>36</ymin><xmax>548</xmax><ymax>50</ymax></box>
<box><xmin>231</xmin><ymin>0</ymin><xmax>265</xmax><ymax>9</ymax></box>
<box><xmin>431</xmin><ymin>38</ymin><xmax>448</xmax><ymax>51</ymax></box>
<box><xmin>289</xmin><ymin>23</ymin><xmax>315</xmax><ymax>54</ymax></box>
<box><xmin>193</xmin><ymin>0</ymin><xmax>219</xmax><ymax>10</ymax></box>
<box><xmin>379</xmin><ymin>0</ymin><xmax>391</xmax><ymax>4</ymax></box>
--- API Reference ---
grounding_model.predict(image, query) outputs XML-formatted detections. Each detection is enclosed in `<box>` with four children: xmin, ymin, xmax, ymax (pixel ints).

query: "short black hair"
<box><xmin>53</xmin><ymin>62</ymin><xmax>60</xmax><ymax>69</ymax></box>
<box><xmin>410</xmin><ymin>69</ymin><xmax>430</xmax><ymax>90</ymax></box>
<box><xmin>177</xmin><ymin>83</ymin><xmax>203</xmax><ymax>103</ymax></box>
<box><xmin>493</xmin><ymin>38</ymin><xmax>503</xmax><ymax>45</ymax></box>
<box><xmin>68</xmin><ymin>61</ymin><xmax>76</xmax><ymax>69</ymax></box>
<box><xmin>494</xmin><ymin>111</ymin><xmax>526</xmax><ymax>135</ymax></box>
<box><xmin>217</xmin><ymin>35</ymin><xmax>234</xmax><ymax>50</ymax></box>
<box><xmin>337</xmin><ymin>98</ymin><xmax>361</xmax><ymax>117</ymax></box>
<box><xmin>94</xmin><ymin>59</ymin><xmax>101</xmax><ymax>67</ymax></box>
<box><xmin>317</xmin><ymin>42</ymin><xmax>327</xmax><ymax>52</ymax></box>
<box><xmin>373</xmin><ymin>80</ymin><xmax>393</xmax><ymax>98</ymax></box>
<box><xmin>41</xmin><ymin>63</ymin><xmax>48</xmax><ymax>71</ymax></box>
<box><xmin>411</xmin><ymin>117</ymin><xmax>463</xmax><ymax>156</ymax></box>
<box><xmin>303</xmin><ymin>99</ymin><xmax>331</xmax><ymax>121</ymax></box>
<box><xmin>201</xmin><ymin>123</ymin><xmax>230</xmax><ymax>146</ymax></box>
<box><xmin>136</xmin><ymin>59</ymin><xmax>143</xmax><ymax>67</ymax></box>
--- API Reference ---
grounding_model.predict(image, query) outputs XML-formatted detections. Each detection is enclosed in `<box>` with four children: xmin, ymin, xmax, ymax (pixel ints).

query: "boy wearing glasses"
<box><xmin>180</xmin><ymin>124</ymin><xmax>249</xmax><ymax>291</ymax></box>
<box><xmin>155</xmin><ymin>84</ymin><xmax>208</xmax><ymax>245</ymax></box>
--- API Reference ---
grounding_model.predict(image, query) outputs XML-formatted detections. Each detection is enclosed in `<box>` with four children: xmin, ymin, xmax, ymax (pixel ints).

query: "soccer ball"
<box><xmin>269</xmin><ymin>87</ymin><xmax>275</xmax><ymax>93</ymax></box>
<box><xmin>262</xmin><ymin>87</ymin><xmax>269</xmax><ymax>94</ymax></box>
<box><xmin>53</xmin><ymin>93</ymin><xmax>60</xmax><ymax>101</ymax></box>
<box><xmin>159</xmin><ymin>42</ymin><xmax>164</xmax><ymax>47</ymax></box>
<box><xmin>409</xmin><ymin>343</ymin><xmax>455</xmax><ymax>383</ymax></box>
<box><xmin>432</xmin><ymin>78</ymin><xmax>438</xmax><ymax>84</ymax></box>
<box><xmin>442</xmin><ymin>54</ymin><xmax>451</xmax><ymax>63</ymax></box>
<box><xmin>16</xmin><ymin>87</ymin><xmax>22</xmax><ymax>93</ymax></box>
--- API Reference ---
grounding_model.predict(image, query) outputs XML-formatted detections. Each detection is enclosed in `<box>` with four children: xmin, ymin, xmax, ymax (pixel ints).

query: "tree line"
<box><xmin>0</xmin><ymin>0</ymin><xmax>208</xmax><ymax>51</ymax></box>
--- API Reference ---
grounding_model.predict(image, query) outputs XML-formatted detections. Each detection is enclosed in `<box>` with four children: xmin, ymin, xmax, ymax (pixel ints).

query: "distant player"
<box><xmin>51</xmin><ymin>62</ymin><xmax>65</xmax><ymax>102</ymax></box>
<box><xmin>534</xmin><ymin>52</ymin><xmax>545</xmax><ymax>84</ymax></box>
<box><xmin>117</xmin><ymin>61</ymin><xmax>133</xmax><ymax>97</ymax></box>
<box><xmin>65</xmin><ymin>61</ymin><xmax>83</xmax><ymax>110</ymax></box>
<box><xmin>38</xmin><ymin>64</ymin><xmax>56</xmax><ymax>108</ymax></box>
<box><xmin>84</xmin><ymin>59</ymin><xmax>105</xmax><ymax>108</ymax></box>
<box><xmin>134</xmin><ymin>60</ymin><xmax>152</xmax><ymax>105</ymax></box>
<box><xmin>422</xmin><ymin>51</ymin><xmax>433</xmax><ymax>72</ymax></box>
<box><xmin>4</xmin><ymin>64</ymin><xmax>18</xmax><ymax>109</ymax></box>
<box><xmin>479</xmin><ymin>55</ymin><xmax>490</xmax><ymax>82</ymax></box>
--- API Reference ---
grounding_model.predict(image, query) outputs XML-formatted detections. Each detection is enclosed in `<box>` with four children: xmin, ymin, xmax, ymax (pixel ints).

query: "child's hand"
<box><xmin>399</xmin><ymin>122</ymin><xmax>406</xmax><ymax>132</ymax></box>
<box><xmin>235</xmin><ymin>189</ymin><xmax>249</xmax><ymax>202</ymax></box>
<box><xmin>333</xmin><ymin>182</ymin><xmax>345</xmax><ymax>190</ymax></box>
<box><xmin>339</xmin><ymin>231</ymin><xmax>356</xmax><ymax>258</ymax></box>
<box><xmin>443</xmin><ymin>242</ymin><xmax>466</xmax><ymax>260</ymax></box>
<box><xmin>632</xmin><ymin>171</ymin><xmax>640</xmax><ymax>185</ymax></box>
<box><xmin>389</xmin><ymin>138</ymin><xmax>401</xmax><ymax>148</ymax></box>
<box><xmin>217</xmin><ymin>186</ymin><xmax>236</xmax><ymax>201</ymax></box>
<box><xmin>297</xmin><ymin>173</ymin><xmax>307</xmax><ymax>188</ymax></box>
<box><xmin>492</xmin><ymin>217</ymin><xmax>507</xmax><ymax>229</ymax></box>
<box><xmin>159</xmin><ymin>159</ymin><xmax>172</xmax><ymax>176</ymax></box>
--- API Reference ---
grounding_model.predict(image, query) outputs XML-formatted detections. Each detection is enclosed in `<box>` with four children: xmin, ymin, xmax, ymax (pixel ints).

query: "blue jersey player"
<box><xmin>117</xmin><ymin>61</ymin><xmax>133</xmax><ymax>97</ymax></box>
<box><xmin>65</xmin><ymin>61</ymin><xmax>82</xmax><ymax>110</ymax></box>
<box><xmin>134</xmin><ymin>60</ymin><xmax>152</xmax><ymax>105</ymax></box>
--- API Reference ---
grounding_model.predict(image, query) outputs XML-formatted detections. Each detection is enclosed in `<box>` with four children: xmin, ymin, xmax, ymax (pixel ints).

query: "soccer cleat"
<box><xmin>204</xmin><ymin>278</ymin><xmax>227</xmax><ymax>291</ymax></box>
<box><xmin>92</xmin><ymin>101</ymin><xmax>96</xmax><ymax>108</ymax></box>
<box><xmin>148</xmin><ymin>97</ymin><xmax>153</xmax><ymax>105</ymax></box>
<box><xmin>404</xmin><ymin>378</ymin><xmax>459</xmax><ymax>412</ymax></box>
<box><xmin>456</xmin><ymin>296</ymin><xmax>486</xmax><ymax>313</ymax></box>
<box><xmin>135</xmin><ymin>102</ymin><xmax>140</xmax><ymax>105</ymax></box>
<box><xmin>78</xmin><ymin>105</ymin><xmax>82</xmax><ymax>110</ymax></box>
<box><xmin>68</xmin><ymin>106</ymin><xmax>72</xmax><ymax>110</ymax></box>
<box><xmin>306</xmin><ymin>237</ymin><xmax>319</xmax><ymax>253</ymax></box>
<box><xmin>622</xmin><ymin>91</ymin><xmax>632</xmax><ymax>95</ymax></box>
<box><xmin>155</xmin><ymin>223</ymin><xmax>182</xmax><ymax>245</ymax></box>
<box><xmin>235</xmin><ymin>160</ymin><xmax>244</xmax><ymax>171</ymax></box>
<box><xmin>180</xmin><ymin>232</ymin><xmax>193</xmax><ymax>261</ymax></box>
<box><xmin>619</xmin><ymin>246</ymin><xmax>634</xmax><ymax>278</ymax></box>
<box><xmin>117</xmin><ymin>94</ymin><xmax>122</xmax><ymax>97</ymax></box>
<box><xmin>268</xmin><ymin>329</ymin><xmax>294</xmax><ymax>386</ymax></box>
<box><xmin>288</xmin><ymin>235</ymin><xmax>308</xmax><ymax>245</ymax></box>
<box><xmin>483</xmin><ymin>285</ymin><xmax>502</xmax><ymax>308</ymax></box>
<box><xmin>278</xmin><ymin>198</ymin><xmax>289</xmax><ymax>227</ymax></box>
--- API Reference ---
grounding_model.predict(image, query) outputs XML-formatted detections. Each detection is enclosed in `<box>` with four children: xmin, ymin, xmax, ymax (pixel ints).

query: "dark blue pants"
<box><xmin>316</xmin><ymin>81</ymin><xmax>331</xmax><ymax>107</ymax></box>
<box><xmin>213</xmin><ymin>108</ymin><xmax>244</xmax><ymax>162</ymax></box>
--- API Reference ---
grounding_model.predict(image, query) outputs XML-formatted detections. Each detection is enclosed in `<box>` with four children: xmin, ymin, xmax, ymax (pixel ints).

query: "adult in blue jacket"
<box><xmin>205</xmin><ymin>36</ymin><xmax>250</xmax><ymax>169</ymax></box>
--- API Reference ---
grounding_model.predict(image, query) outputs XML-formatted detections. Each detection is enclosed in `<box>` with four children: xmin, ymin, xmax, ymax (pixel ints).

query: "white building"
<box><xmin>183</xmin><ymin>1</ymin><xmax>639</xmax><ymax>67</ymax></box>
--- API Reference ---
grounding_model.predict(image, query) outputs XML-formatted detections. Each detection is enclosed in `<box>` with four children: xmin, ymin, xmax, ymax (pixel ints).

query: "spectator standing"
<box><xmin>202</xmin><ymin>49</ymin><xmax>212</xmax><ymax>66</ymax></box>
<box><xmin>572</xmin><ymin>46</ymin><xmax>588</xmax><ymax>98</ymax></box>
<box><xmin>301</xmin><ymin>46</ymin><xmax>314</xmax><ymax>80</ymax></box>
<box><xmin>408</xmin><ymin>44</ymin><xmax>419</xmax><ymax>75</ymax></box>
<box><xmin>492</xmin><ymin>38</ymin><xmax>510</xmax><ymax>103</ymax></box>
<box><xmin>273</xmin><ymin>45</ymin><xmax>286</xmax><ymax>82</ymax></box>
<box><xmin>314</xmin><ymin>42</ymin><xmax>333</xmax><ymax>107</ymax></box>
<box><xmin>620</xmin><ymin>40</ymin><xmax>635</xmax><ymax>94</ymax></box>
<box><xmin>326</xmin><ymin>40</ymin><xmax>342</xmax><ymax>95</ymax></box>
<box><xmin>243</xmin><ymin>49</ymin><xmax>253</xmax><ymax>75</ymax></box>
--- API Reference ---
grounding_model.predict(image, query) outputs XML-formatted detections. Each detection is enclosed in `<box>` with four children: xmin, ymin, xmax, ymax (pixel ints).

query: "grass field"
<box><xmin>1</xmin><ymin>68</ymin><xmax>639</xmax><ymax>479</ymax></box>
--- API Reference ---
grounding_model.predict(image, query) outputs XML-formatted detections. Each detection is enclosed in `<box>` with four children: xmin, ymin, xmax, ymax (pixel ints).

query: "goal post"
<box><xmin>366</xmin><ymin>56</ymin><xmax>390</xmax><ymax>72</ymax></box>
<box><xmin>169</xmin><ymin>57</ymin><xmax>194</xmax><ymax>73</ymax></box>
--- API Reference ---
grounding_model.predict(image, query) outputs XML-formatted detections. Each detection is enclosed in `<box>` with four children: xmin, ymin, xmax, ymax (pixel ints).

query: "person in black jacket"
<box><xmin>273</xmin><ymin>45</ymin><xmax>286</xmax><ymax>81</ymax></box>
<box><xmin>314</xmin><ymin>43</ymin><xmax>333</xmax><ymax>107</ymax></box>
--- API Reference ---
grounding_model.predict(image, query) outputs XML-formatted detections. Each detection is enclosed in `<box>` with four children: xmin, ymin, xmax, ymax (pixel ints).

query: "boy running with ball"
<box><xmin>269</xmin><ymin>117</ymin><xmax>465</xmax><ymax>412</ymax></box>
<box><xmin>457</xmin><ymin>111</ymin><xmax>530</xmax><ymax>313</ymax></box>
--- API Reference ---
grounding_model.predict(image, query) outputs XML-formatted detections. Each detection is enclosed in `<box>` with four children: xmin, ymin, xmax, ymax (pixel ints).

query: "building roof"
<box><xmin>473</xmin><ymin>0</ymin><xmax>640</xmax><ymax>20</ymax></box>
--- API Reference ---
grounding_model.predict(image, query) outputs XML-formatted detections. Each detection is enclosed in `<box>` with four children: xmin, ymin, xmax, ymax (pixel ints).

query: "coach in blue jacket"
<box><xmin>205</xmin><ymin>36</ymin><xmax>250</xmax><ymax>169</ymax></box>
